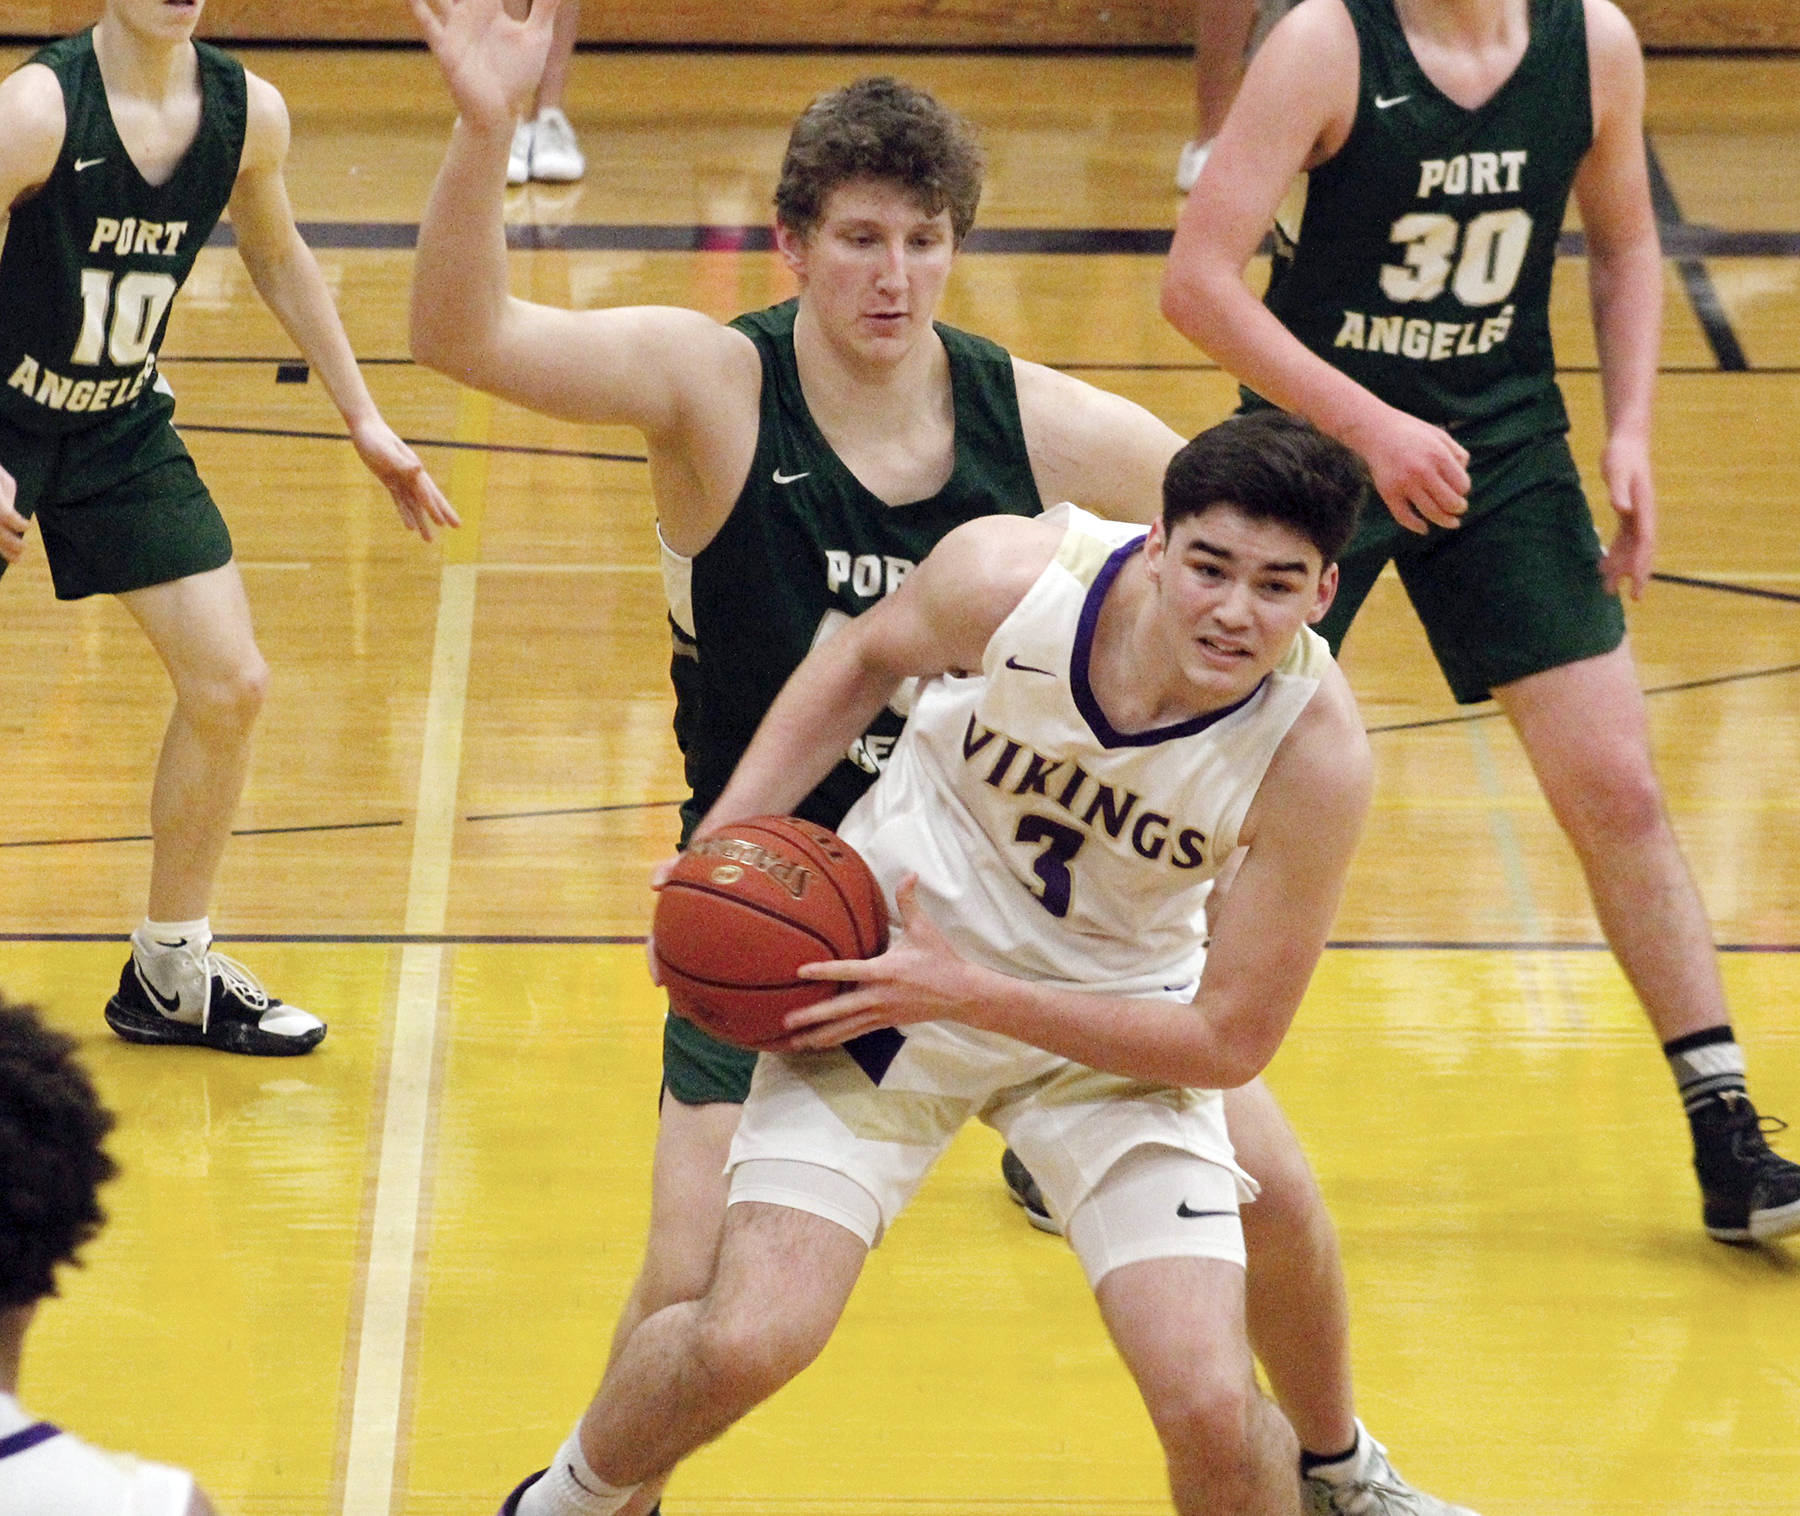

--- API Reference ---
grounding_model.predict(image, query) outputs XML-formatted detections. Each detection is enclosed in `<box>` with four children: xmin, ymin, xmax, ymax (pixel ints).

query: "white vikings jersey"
<box><xmin>0</xmin><ymin>1393</ymin><xmax>193</xmax><ymax>1516</ymax></box>
<box><xmin>840</xmin><ymin>504</ymin><xmax>1331</xmax><ymax>1000</ymax></box>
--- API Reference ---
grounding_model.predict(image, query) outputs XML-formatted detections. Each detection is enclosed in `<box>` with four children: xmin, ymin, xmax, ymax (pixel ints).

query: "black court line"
<box><xmin>178</xmin><ymin>421</ymin><xmax>645</xmax><ymax>464</ymax></box>
<box><xmin>1651</xmin><ymin>572</ymin><xmax>1800</xmax><ymax>605</ymax></box>
<box><xmin>1369</xmin><ymin>660</ymin><xmax>1800</xmax><ymax>734</ymax></box>
<box><xmin>189</xmin><ymin>220</ymin><xmax>1800</xmax><ymax>261</ymax></box>
<box><xmin>464</xmin><ymin>799</ymin><xmax>684</xmax><ymax>822</ymax></box>
<box><xmin>0</xmin><ymin>929</ymin><xmax>1790</xmax><ymax>951</ymax></box>
<box><xmin>0</xmin><ymin>819</ymin><xmax>403</xmax><ymax>851</ymax></box>
<box><xmin>1645</xmin><ymin>138</ymin><xmax>1751</xmax><ymax>372</ymax></box>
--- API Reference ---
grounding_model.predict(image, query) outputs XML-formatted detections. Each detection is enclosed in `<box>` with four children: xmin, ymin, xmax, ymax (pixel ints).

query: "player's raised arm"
<box><xmin>0</xmin><ymin>63</ymin><xmax>65</xmax><ymax>562</ymax></box>
<box><xmin>228</xmin><ymin>73</ymin><xmax>458</xmax><ymax>540</ymax></box>
<box><xmin>1012</xmin><ymin>358</ymin><xmax>1182</xmax><ymax>526</ymax></box>
<box><xmin>698</xmin><ymin>515</ymin><xmax>1060</xmax><ymax>834</ymax></box>
<box><xmin>408</xmin><ymin>0</ymin><xmax>756</xmax><ymax>465</ymax></box>
<box><xmin>1575</xmin><ymin>0</ymin><xmax>1662</xmax><ymax>600</ymax></box>
<box><xmin>1160</xmin><ymin>0</ymin><xmax>1470</xmax><ymax>532</ymax></box>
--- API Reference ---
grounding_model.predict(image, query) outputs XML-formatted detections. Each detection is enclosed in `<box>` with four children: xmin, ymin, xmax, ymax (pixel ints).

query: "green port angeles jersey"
<box><xmin>1251</xmin><ymin>0</ymin><xmax>1592</xmax><ymax>452</ymax></box>
<box><xmin>665</xmin><ymin>299</ymin><xmax>1045</xmax><ymax>841</ymax></box>
<box><xmin>0</xmin><ymin>31</ymin><xmax>246</xmax><ymax>436</ymax></box>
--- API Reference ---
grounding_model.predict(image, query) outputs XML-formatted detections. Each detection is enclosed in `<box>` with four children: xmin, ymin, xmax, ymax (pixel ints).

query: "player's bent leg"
<box><xmin>104</xmin><ymin>565</ymin><xmax>323</xmax><ymax>1055</ymax></box>
<box><xmin>576</xmin><ymin>1192</ymin><xmax>871</xmax><ymax>1495</ymax></box>
<box><xmin>607</xmin><ymin>1093</ymin><xmax>744</xmax><ymax>1362</ymax></box>
<box><xmin>1224</xmin><ymin>1079</ymin><xmax>1356</xmax><ymax>1456</ymax></box>
<box><xmin>1499</xmin><ymin>648</ymin><xmax>1800</xmax><ymax>1241</ymax></box>
<box><xmin>1097</xmin><ymin>1253</ymin><xmax>1298</xmax><ymax>1516</ymax></box>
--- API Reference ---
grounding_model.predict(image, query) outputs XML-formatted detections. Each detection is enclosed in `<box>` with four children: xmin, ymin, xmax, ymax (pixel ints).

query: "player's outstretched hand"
<box><xmin>410</xmin><ymin>0</ymin><xmax>563</xmax><ymax>134</ymax></box>
<box><xmin>0</xmin><ymin>465</ymin><xmax>27</xmax><ymax>565</ymax></box>
<box><xmin>784</xmin><ymin>875</ymin><xmax>976</xmax><ymax>1048</ymax></box>
<box><xmin>1353</xmin><ymin>406</ymin><xmax>1470</xmax><ymax>534</ymax></box>
<box><xmin>1599</xmin><ymin>432</ymin><xmax>1656</xmax><ymax>599</ymax></box>
<box><xmin>349</xmin><ymin>417</ymin><xmax>461</xmax><ymax>542</ymax></box>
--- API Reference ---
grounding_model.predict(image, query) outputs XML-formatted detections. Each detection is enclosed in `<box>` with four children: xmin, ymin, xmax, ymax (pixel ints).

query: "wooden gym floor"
<box><xmin>1</xmin><ymin>43</ymin><xmax>1796</xmax><ymax>1516</ymax></box>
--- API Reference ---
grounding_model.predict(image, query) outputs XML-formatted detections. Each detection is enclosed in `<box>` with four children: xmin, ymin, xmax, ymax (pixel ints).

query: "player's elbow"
<box><xmin>409</xmin><ymin>291</ymin><xmax>497</xmax><ymax>386</ymax></box>
<box><xmin>1159</xmin><ymin>258</ymin><xmax>1225</xmax><ymax>350</ymax></box>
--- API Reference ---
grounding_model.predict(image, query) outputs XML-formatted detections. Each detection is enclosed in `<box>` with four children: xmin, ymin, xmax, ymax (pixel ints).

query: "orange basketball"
<box><xmin>652</xmin><ymin>816</ymin><xmax>890</xmax><ymax>1051</ymax></box>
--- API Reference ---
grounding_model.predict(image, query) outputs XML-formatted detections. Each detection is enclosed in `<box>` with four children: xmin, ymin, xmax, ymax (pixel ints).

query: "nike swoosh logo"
<box><xmin>134</xmin><ymin>962</ymin><xmax>182</xmax><ymax>1016</ymax></box>
<box><xmin>1374</xmin><ymin>94</ymin><xmax>1411</xmax><ymax>110</ymax></box>
<box><xmin>74</xmin><ymin>156</ymin><xmax>105</xmax><ymax>172</ymax></box>
<box><xmin>1004</xmin><ymin>656</ymin><xmax>1055</xmax><ymax>677</ymax></box>
<box><xmin>154</xmin><ymin>937</ymin><xmax>189</xmax><ymax>949</ymax></box>
<box><xmin>772</xmin><ymin>469</ymin><xmax>811</xmax><ymax>484</ymax></box>
<box><xmin>1176</xmin><ymin>1202</ymin><xmax>1234</xmax><ymax>1220</ymax></box>
<box><xmin>565</xmin><ymin>1461</ymin><xmax>604</xmax><ymax>1497</ymax></box>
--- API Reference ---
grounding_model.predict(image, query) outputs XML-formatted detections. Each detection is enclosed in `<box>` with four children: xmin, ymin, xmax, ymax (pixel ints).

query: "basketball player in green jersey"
<box><xmin>0</xmin><ymin>0</ymin><xmax>459</xmax><ymax>1056</ymax></box>
<box><xmin>1160</xmin><ymin>0</ymin><xmax>1800</xmax><ymax>1245</ymax></box>
<box><xmin>411</xmin><ymin>3</ymin><xmax>1472</xmax><ymax>1513</ymax></box>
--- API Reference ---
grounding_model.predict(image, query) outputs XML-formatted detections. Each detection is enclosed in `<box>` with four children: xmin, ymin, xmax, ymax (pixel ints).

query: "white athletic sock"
<box><xmin>517</xmin><ymin>1426</ymin><xmax>639</xmax><ymax>1516</ymax></box>
<box><xmin>136</xmin><ymin>917</ymin><xmax>212</xmax><ymax>959</ymax></box>
<box><xmin>1301</xmin><ymin>1420</ymin><xmax>1372</xmax><ymax>1485</ymax></box>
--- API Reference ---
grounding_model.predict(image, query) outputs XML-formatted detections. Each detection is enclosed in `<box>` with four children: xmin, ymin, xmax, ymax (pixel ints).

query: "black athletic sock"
<box><xmin>1299</xmin><ymin>1432</ymin><xmax>1362</xmax><ymax>1476</ymax></box>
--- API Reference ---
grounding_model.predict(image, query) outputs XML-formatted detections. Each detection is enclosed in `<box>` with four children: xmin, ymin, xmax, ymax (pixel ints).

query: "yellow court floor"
<box><xmin>0</xmin><ymin>40</ymin><xmax>1797</xmax><ymax>1516</ymax></box>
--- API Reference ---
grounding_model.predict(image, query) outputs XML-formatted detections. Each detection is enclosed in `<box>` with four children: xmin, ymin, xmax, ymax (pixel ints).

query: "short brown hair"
<box><xmin>774</xmin><ymin>77</ymin><xmax>984</xmax><ymax>245</ymax></box>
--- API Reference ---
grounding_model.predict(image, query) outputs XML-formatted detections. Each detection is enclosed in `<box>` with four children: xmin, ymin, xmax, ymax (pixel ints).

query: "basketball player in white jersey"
<box><xmin>497</xmin><ymin>413</ymin><xmax>1479</xmax><ymax>1516</ymax></box>
<box><xmin>0</xmin><ymin>993</ymin><xmax>218</xmax><ymax>1516</ymax></box>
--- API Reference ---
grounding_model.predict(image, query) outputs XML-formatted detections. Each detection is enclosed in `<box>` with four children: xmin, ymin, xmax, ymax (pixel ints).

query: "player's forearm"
<box><xmin>411</xmin><ymin>117</ymin><xmax>517</xmax><ymax>381</ymax></box>
<box><xmin>1587</xmin><ymin>230</ymin><xmax>1661</xmax><ymax>444</ymax></box>
<box><xmin>703</xmin><ymin>639</ymin><xmax>903</xmax><ymax>833</ymax></box>
<box><xmin>963</xmin><ymin>972</ymin><xmax>1271</xmax><ymax>1090</ymax></box>
<box><xmin>1162</xmin><ymin>262</ymin><xmax>1392</xmax><ymax>451</ymax></box>
<box><xmin>244</xmin><ymin>233</ymin><xmax>381</xmax><ymax>427</ymax></box>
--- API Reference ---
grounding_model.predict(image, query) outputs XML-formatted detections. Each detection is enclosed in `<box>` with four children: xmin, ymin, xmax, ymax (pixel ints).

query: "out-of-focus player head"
<box><xmin>0</xmin><ymin>995</ymin><xmax>119</xmax><ymax>1324</ymax></box>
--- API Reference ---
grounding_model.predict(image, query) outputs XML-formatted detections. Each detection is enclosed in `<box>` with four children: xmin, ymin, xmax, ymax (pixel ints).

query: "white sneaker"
<box><xmin>1175</xmin><ymin>137</ymin><xmax>1213</xmax><ymax>193</ymax></box>
<box><xmin>507</xmin><ymin>120</ymin><xmax>533</xmax><ymax>186</ymax></box>
<box><xmin>529</xmin><ymin>107</ymin><xmax>585</xmax><ymax>182</ymax></box>
<box><xmin>1302</xmin><ymin>1424</ymin><xmax>1481</xmax><ymax>1516</ymax></box>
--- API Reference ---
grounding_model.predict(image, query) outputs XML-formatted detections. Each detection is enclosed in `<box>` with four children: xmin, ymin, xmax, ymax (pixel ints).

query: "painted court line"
<box><xmin>339</xmin><ymin>393</ymin><xmax>490</xmax><ymax>1516</ymax></box>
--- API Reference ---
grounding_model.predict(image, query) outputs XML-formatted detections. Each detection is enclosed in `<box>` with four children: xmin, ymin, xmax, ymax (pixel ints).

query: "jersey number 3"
<box><xmin>1016</xmin><ymin>814</ymin><xmax>1087</xmax><ymax>919</ymax></box>
<box><xmin>72</xmin><ymin>268</ymin><xmax>178</xmax><ymax>367</ymax></box>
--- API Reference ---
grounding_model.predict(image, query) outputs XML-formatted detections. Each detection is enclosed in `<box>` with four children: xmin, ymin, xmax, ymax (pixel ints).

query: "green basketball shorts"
<box><xmin>1317</xmin><ymin>431</ymin><xmax>1626</xmax><ymax>704</ymax></box>
<box><xmin>0</xmin><ymin>388</ymin><xmax>232</xmax><ymax>600</ymax></box>
<box><xmin>663</xmin><ymin>1008</ymin><xmax>758</xmax><ymax>1106</ymax></box>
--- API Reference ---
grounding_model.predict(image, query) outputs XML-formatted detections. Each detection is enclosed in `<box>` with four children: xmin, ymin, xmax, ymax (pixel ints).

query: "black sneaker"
<box><xmin>1691</xmin><ymin>1091</ymin><xmax>1800</xmax><ymax>1242</ymax></box>
<box><xmin>497</xmin><ymin>1470</ymin><xmax>546</xmax><ymax>1515</ymax></box>
<box><xmin>1000</xmin><ymin>1147</ymin><xmax>1062</xmax><ymax>1235</ymax></box>
<box><xmin>104</xmin><ymin>948</ymin><xmax>326</xmax><ymax>1057</ymax></box>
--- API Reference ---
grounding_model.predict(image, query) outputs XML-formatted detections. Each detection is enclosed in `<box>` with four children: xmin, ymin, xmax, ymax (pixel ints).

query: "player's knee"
<box><xmin>1142</xmin><ymin>1371</ymin><xmax>1259</xmax><ymax>1473</ymax></box>
<box><xmin>178</xmin><ymin>651</ymin><xmax>268</xmax><ymax>739</ymax></box>
<box><xmin>693</xmin><ymin>1294</ymin><xmax>834</xmax><ymax>1408</ymax></box>
<box><xmin>1557</xmin><ymin>752</ymin><xmax>1667</xmax><ymax>850</ymax></box>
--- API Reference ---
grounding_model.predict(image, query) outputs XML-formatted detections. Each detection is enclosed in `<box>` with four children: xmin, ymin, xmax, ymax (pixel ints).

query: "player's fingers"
<box><xmin>794</xmin><ymin>957</ymin><xmax>872</xmax><ymax>984</ymax></box>
<box><xmin>408</xmin><ymin>0</ymin><xmax>447</xmax><ymax>45</ymax></box>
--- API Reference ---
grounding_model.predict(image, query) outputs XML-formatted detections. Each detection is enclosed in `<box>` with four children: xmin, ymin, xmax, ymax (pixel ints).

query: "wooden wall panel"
<box><xmin>5</xmin><ymin>0</ymin><xmax>1796</xmax><ymax>51</ymax></box>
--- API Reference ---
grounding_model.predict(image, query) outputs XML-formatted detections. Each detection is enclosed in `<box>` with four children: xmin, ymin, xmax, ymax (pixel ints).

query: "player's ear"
<box><xmin>774</xmin><ymin>220</ymin><xmax>809</xmax><ymax>282</ymax></box>
<box><xmin>1143</xmin><ymin>516</ymin><xmax>1168</xmax><ymax>583</ymax></box>
<box><xmin>1306</xmin><ymin>561</ymin><xmax>1340</xmax><ymax>625</ymax></box>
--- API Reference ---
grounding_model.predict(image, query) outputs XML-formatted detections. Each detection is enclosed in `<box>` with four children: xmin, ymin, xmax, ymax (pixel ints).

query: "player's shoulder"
<box><xmin>0</xmin><ymin>61</ymin><xmax>69</xmax><ymax>145</ymax></box>
<box><xmin>1282</xmin><ymin>656</ymin><xmax>1371</xmax><ymax>789</ymax></box>
<box><xmin>236</xmin><ymin>67</ymin><xmax>290</xmax><ymax>170</ymax></box>
<box><xmin>1580</xmin><ymin>0</ymin><xmax>1645</xmax><ymax>77</ymax></box>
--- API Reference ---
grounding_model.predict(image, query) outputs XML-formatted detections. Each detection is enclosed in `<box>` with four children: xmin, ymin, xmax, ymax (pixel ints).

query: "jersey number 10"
<box><xmin>72</xmin><ymin>268</ymin><xmax>179</xmax><ymax>367</ymax></box>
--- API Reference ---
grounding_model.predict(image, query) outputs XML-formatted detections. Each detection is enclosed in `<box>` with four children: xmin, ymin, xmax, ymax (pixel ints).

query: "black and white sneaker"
<box><xmin>105</xmin><ymin>942</ymin><xmax>326</xmax><ymax>1056</ymax></box>
<box><xmin>1692</xmin><ymin>1091</ymin><xmax>1800</xmax><ymax>1243</ymax></box>
<box><xmin>497</xmin><ymin>1470</ymin><xmax>546</xmax><ymax>1516</ymax></box>
<box><xmin>1000</xmin><ymin>1147</ymin><xmax>1062</xmax><ymax>1235</ymax></box>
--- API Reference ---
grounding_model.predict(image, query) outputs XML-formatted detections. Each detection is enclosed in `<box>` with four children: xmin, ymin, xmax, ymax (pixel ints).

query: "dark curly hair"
<box><xmin>1163</xmin><ymin>411</ymin><xmax>1369</xmax><ymax>565</ymax></box>
<box><xmin>0</xmin><ymin>996</ymin><xmax>117</xmax><ymax>1309</ymax></box>
<box><xmin>774</xmin><ymin>76</ymin><xmax>984</xmax><ymax>245</ymax></box>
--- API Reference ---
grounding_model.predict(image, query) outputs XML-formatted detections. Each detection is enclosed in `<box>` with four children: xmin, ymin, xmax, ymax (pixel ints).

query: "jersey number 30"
<box><xmin>1380</xmin><ymin>209</ymin><xmax>1533</xmax><ymax>306</ymax></box>
<box><xmin>72</xmin><ymin>268</ymin><xmax>178</xmax><ymax>367</ymax></box>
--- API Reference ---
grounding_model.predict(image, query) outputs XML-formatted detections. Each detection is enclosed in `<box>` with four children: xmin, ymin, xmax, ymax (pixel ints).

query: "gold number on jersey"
<box><xmin>71</xmin><ymin>268</ymin><xmax>179</xmax><ymax>366</ymax></box>
<box><xmin>1379</xmin><ymin>208</ymin><xmax>1533</xmax><ymax>307</ymax></box>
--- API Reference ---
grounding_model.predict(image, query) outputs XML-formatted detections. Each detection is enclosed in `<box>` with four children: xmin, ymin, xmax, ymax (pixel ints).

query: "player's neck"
<box><xmin>92</xmin><ymin>16</ymin><xmax>198</xmax><ymax>107</ymax></box>
<box><xmin>1396</xmin><ymin>0</ymin><xmax>1528</xmax><ymax>53</ymax></box>
<box><xmin>1089</xmin><ymin>556</ymin><xmax>1223</xmax><ymax>731</ymax></box>
<box><xmin>0</xmin><ymin>1306</ymin><xmax>30</xmax><ymax>1397</ymax></box>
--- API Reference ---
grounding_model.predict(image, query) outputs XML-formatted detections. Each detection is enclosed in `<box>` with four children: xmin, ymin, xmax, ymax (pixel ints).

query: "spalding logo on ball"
<box><xmin>652</xmin><ymin>815</ymin><xmax>889</xmax><ymax>1051</ymax></box>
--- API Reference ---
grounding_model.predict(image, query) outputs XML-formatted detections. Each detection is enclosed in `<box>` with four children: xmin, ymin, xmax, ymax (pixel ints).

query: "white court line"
<box><xmin>339</xmin><ymin>562</ymin><xmax>478</xmax><ymax>1516</ymax></box>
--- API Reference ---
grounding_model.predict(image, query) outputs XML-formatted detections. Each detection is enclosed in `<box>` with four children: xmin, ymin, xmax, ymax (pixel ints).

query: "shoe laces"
<box><xmin>1308</xmin><ymin>1443</ymin><xmax>1432</xmax><ymax>1516</ymax></box>
<box><xmin>1717</xmin><ymin>1093</ymin><xmax>1789</xmax><ymax>1164</ymax></box>
<box><xmin>206</xmin><ymin>952</ymin><xmax>272</xmax><ymax>1014</ymax></box>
